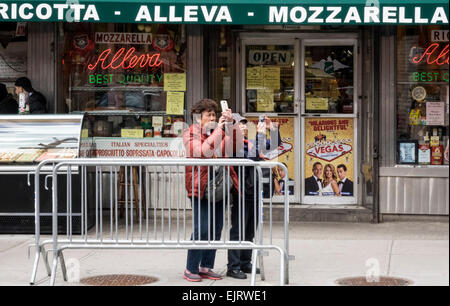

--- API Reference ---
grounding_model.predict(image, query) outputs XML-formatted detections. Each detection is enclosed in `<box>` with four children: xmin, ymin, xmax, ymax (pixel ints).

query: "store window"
<box><xmin>245</xmin><ymin>45</ymin><xmax>294</xmax><ymax>113</ymax></box>
<box><xmin>396</xmin><ymin>26</ymin><xmax>449</xmax><ymax>166</ymax></box>
<box><xmin>60</xmin><ymin>23</ymin><xmax>187</xmax><ymax>139</ymax></box>
<box><xmin>207</xmin><ymin>25</ymin><xmax>235</xmax><ymax>108</ymax></box>
<box><xmin>304</xmin><ymin>45</ymin><xmax>354</xmax><ymax>114</ymax></box>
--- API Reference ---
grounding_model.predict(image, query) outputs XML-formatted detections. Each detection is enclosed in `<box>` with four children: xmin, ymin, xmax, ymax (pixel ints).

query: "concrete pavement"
<box><xmin>0</xmin><ymin>220</ymin><xmax>448</xmax><ymax>286</ymax></box>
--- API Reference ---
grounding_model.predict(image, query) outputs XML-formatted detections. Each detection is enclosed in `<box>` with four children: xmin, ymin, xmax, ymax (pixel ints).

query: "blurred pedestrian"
<box><xmin>14</xmin><ymin>77</ymin><xmax>47</xmax><ymax>114</ymax></box>
<box><xmin>0</xmin><ymin>83</ymin><xmax>18</xmax><ymax>114</ymax></box>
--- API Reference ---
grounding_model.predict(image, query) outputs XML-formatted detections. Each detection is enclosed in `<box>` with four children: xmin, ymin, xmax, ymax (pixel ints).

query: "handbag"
<box><xmin>204</xmin><ymin>165</ymin><xmax>233</xmax><ymax>203</ymax></box>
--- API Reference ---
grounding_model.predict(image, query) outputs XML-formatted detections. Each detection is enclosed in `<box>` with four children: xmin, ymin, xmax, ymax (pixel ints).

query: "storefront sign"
<box><xmin>95</xmin><ymin>32</ymin><xmax>153</xmax><ymax>44</ymax></box>
<box><xmin>249</xmin><ymin>51</ymin><xmax>291</xmax><ymax>65</ymax></box>
<box><xmin>87</xmin><ymin>47</ymin><xmax>162</xmax><ymax>71</ymax></box>
<box><xmin>88</xmin><ymin>73</ymin><xmax>163</xmax><ymax>85</ymax></box>
<box><xmin>426</xmin><ymin>102</ymin><xmax>445</xmax><ymax>126</ymax></box>
<box><xmin>432</xmin><ymin>30</ymin><xmax>449</xmax><ymax>42</ymax></box>
<box><xmin>81</xmin><ymin>137</ymin><xmax>186</xmax><ymax>158</ymax></box>
<box><xmin>410</xmin><ymin>43</ymin><xmax>449</xmax><ymax>66</ymax></box>
<box><xmin>1</xmin><ymin>1</ymin><xmax>447</xmax><ymax>25</ymax></box>
<box><xmin>304</xmin><ymin>118</ymin><xmax>354</xmax><ymax>197</ymax></box>
<box><xmin>412</xmin><ymin>71</ymin><xmax>449</xmax><ymax>82</ymax></box>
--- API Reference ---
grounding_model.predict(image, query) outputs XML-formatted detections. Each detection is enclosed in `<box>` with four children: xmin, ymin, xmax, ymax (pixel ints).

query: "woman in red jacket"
<box><xmin>183</xmin><ymin>98</ymin><xmax>241</xmax><ymax>282</ymax></box>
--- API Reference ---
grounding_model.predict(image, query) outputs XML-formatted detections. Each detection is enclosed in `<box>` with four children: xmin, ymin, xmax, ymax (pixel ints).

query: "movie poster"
<box><xmin>304</xmin><ymin>118</ymin><xmax>354</xmax><ymax>197</ymax></box>
<box><xmin>247</xmin><ymin>116</ymin><xmax>295</xmax><ymax>197</ymax></box>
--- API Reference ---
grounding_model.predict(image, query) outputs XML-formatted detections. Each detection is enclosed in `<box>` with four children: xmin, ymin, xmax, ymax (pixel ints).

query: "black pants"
<box><xmin>227</xmin><ymin>193</ymin><xmax>260</xmax><ymax>271</ymax></box>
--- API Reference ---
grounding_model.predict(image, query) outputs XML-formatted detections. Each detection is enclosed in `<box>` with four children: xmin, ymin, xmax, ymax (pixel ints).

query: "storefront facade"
<box><xmin>0</xmin><ymin>1</ymin><xmax>448</xmax><ymax>222</ymax></box>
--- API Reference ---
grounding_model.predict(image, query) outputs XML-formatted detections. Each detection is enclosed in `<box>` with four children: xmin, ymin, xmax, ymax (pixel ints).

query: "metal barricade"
<box><xmin>29</xmin><ymin>158</ymin><xmax>291</xmax><ymax>286</ymax></box>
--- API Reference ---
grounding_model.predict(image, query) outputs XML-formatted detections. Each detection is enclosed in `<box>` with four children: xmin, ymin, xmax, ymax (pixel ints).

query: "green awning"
<box><xmin>0</xmin><ymin>0</ymin><xmax>448</xmax><ymax>24</ymax></box>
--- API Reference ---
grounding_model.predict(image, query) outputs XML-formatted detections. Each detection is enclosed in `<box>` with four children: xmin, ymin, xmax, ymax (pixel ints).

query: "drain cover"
<box><xmin>335</xmin><ymin>276</ymin><xmax>413</xmax><ymax>286</ymax></box>
<box><xmin>80</xmin><ymin>274</ymin><xmax>158</xmax><ymax>286</ymax></box>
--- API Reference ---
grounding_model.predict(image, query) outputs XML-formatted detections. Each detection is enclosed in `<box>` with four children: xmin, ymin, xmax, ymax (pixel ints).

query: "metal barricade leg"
<box><xmin>30</xmin><ymin>245</ymin><xmax>52</xmax><ymax>284</ymax></box>
<box><xmin>49</xmin><ymin>254</ymin><xmax>58</xmax><ymax>286</ymax></box>
<box><xmin>285</xmin><ymin>254</ymin><xmax>289</xmax><ymax>285</ymax></box>
<box><xmin>41</xmin><ymin>246</ymin><xmax>52</xmax><ymax>276</ymax></box>
<box><xmin>259</xmin><ymin>250</ymin><xmax>266</xmax><ymax>281</ymax></box>
<box><xmin>29</xmin><ymin>248</ymin><xmax>41</xmax><ymax>285</ymax></box>
<box><xmin>59</xmin><ymin>251</ymin><xmax>68</xmax><ymax>282</ymax></box>
<box><xmin>256</xmin><ymin>166</ymin><xmax>266</xmax><ymax>282</ymax></box>
<box><xmin>250</xmin><ymin>249</ymin><xmax>258</xmax><ymax>286</ymax></box>
<box><xmin>279</xmin><ymin>248</ymin><xmax>286</xmax><ymax>286</ymax></box>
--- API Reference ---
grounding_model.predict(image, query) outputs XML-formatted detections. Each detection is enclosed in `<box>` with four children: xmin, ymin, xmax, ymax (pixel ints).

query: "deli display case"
<box><xmin>0</xmin><ymin>114</ymin><xmax>94</xmax><ymax>233</ymax></box>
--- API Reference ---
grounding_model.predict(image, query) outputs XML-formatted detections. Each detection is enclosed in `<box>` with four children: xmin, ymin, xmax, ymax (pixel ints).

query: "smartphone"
<box><xmin>220</xmin><ymin>100</ymin><xmax>229</xmax><ymax>112</ymax></box>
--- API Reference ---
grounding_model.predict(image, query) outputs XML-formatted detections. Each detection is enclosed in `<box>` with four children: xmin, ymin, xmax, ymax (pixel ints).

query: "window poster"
<box><xmin>164</xmin><ymin>73</ymin><xmax>186</xmax><ymax>92</ymax></box>
<box><xmin>262</xmin><ymin>66</ymin><xmax>280</xmax><ymax>91</ymax></box>
<box><xmin>246</xmin><ymin>116</ymin><xmax>295</xmax><ymax>197</ymax></box>
<box><xmin>166</xmin><ymin>91</ymin><xmax>185</xmax><ymax>115</ymax></box>
<box><xmin>306</xmin><ymin>97</ymin><xmax>329</xmax><ymax>111</ymax></box>
<box><xmin>246</xmin><ymin>66</ymin><xmax>263</xmax><ymax>89</ymax></box>
<box><xmin>256</xmin><ymin>89</ymin><xmax>275</xmax><ymax>112</ymax></box>
<box><xmin>426</xmin><ymin>102</ymin><xmax>445</xmax><ymax>126</ymax></box>
<box><xmin>304</xmin><ymin>118</ymin><xmax>354</xmax><ymax>197</ymax></box>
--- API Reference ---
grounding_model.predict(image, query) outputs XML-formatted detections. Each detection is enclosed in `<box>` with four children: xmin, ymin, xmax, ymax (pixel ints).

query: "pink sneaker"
<box><xmin>183</xmin><ymin>270</ymin><xmax>202</xmax><ymax>282</ymax></box>
<box><xmin>199</xmin><ymin>268</ymin><xmax>222</xmax><ymax>280</ymax></box>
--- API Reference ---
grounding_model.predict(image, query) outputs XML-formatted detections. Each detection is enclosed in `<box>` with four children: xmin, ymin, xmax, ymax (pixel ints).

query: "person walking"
<box><xmin>14</xmin><ymin>77</ymin><xmax>47</xmax><ymax>114</ymax></box>
<box><xmin>182</xmin><ymin>98</ymin><xmax>241</xmax><ymax>282</ymax></box>
<box><xmin>0</xmin><ymin>83</ymin><xmax>18</xmax><ymax>114</ymax></box>
<box><xmin>227</xmin><ymin>114</ymin><xmax>280</xmax><ymax>279</ymax></box>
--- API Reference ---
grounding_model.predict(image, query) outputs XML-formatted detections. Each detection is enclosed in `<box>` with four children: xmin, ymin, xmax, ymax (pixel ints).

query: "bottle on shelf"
<box><xmin>18</xmin><ymin>93</ymin><xmax>29</xmax><ymax>115</ymax></box>
<box><xmin>163</xmin><ymin>115</ymin><xmax>173</xmax><ymax>137</ymax></box>
<box><xmin>418</xmin><ymin>130</ymin><xmax>431</xmax><ymax>165</ymax></box>
<box><xmin>152</xmin><ymin>115</ymin><xmax>164</xmax><ymax>137</ymax></box>
<box><xmin>430</xmin><ymin>128</ymin><xmax>444</xmax><ymax>165</ymax></box>
<box><xmin>141</xmin><ymin>117</ymin><xmax>154</xmax><ymax>138</ymax></box>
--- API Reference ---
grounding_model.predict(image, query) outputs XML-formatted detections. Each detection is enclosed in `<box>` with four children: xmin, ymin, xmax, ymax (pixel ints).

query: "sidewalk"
<box><xmin>0</xmin><ymin>220</ymin><xmax>448</xmax><ymax>286</ymax></box>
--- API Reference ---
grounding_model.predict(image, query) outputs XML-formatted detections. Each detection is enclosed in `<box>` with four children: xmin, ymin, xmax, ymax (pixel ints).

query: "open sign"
<box><xmin>249</xmin><ymin>50</ymin><xmax>291</xmax><ymax>65</ymax></box>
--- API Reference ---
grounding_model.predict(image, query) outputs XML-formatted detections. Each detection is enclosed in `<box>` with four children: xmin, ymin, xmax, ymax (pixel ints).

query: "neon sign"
<box><xmin>87</xmin><ymin>47</ymin><xmax>163</xmax><ymax>71</ymax></box>
<box><xmin>412</xmin><ymin>43</ymin><xmax>449</xmax><ymax>66</ymax></box>
<box><xmin>412</xmin><ymin>71</ymin><xmax>449</xmax><ymax>82</ymax></box>
<box><xmin>88</xmin><ymin>73</ymin><xmax>163</xmax><ymax>85</ymax></box>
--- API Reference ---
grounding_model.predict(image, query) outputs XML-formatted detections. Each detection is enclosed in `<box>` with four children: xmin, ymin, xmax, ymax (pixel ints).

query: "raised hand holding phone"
<box><xmin>220</xmin><ymin>100</ymin><xmax>229</xmax><ymax>112</ymax></box>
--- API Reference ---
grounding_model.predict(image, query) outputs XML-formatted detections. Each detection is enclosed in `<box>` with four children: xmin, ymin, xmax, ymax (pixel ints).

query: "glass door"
<box><xmin>301</xmin><ymin>39</ymin><xmax>358</xmax><ymax>205</ymax></box>
<box><xmin>240</xmin><ymin>38</ymin><xmax>300</xmax><ymax>203</ymax></box>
